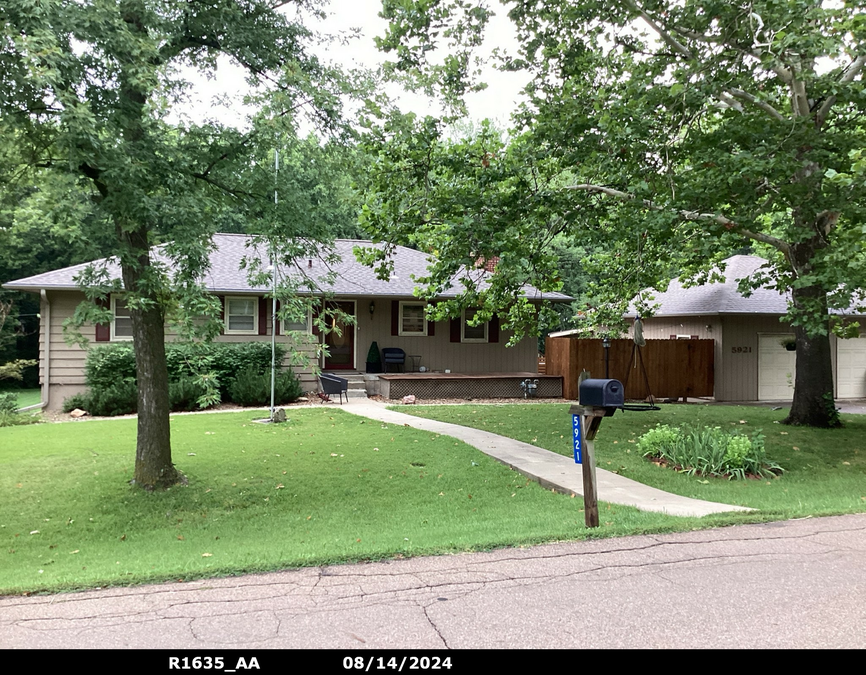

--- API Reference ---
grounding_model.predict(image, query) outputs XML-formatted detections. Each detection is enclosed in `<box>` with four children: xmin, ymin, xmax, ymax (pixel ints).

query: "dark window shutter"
<box><xmin>218</xmin><ymin>295</ymin><xmax>225</xmax><ymax>335</ymax></box>
<box><xmin>450</xmin><ymin>317</ymin><xmax>461</xmax><ymax>343</ymax></box>
<box><xmin>95</xmin><ymin>297</ymin><xmax>110</xmax><ymax>342</ymax></box>
<box><xmin>258</xmin><ymin>296</ymin><xmax>268</xmax><ymax>335</ymax></box>
<box><xmin>391</xmin><ymin>300</ymin><xmax>399</xmax><ymax>336</ymax></box>
<box><xmin>489</xmin><ymin>316</ymin><xmax>500</xmax><ymax>343</ymax></box>
<box><xmin>274</xmin><ymin>300</ymin><xmax>281</xmax><ymax>336</ymax></box>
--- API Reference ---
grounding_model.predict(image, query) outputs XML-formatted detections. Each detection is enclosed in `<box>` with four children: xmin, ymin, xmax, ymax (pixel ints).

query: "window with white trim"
<box><xmin>399</xmin><ymin>302</ymin><xmax>428</xmax><ymax>336</ymax></box>
<box><xmin>111</xmin><ymin>295</ymin><xmax>133</xmax><ymax>341</ymax></box>
<box><xmin>282</xmin><ymin>307</ymin><xmax>312</xmax><ymax>334</ymax></box>
<box><xmin>462</xmin><ymin>308</ymin><xmax>488</xmax><ymax>343</ymax></box>
<box><xmin>224</xmin><ymin>296</ymin><xmax>258</xmax><ymax>334</ymax></box>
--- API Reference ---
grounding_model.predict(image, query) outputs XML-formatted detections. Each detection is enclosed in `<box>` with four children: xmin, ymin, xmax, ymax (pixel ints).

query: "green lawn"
<box><xmin>0</xmin><ymin>388</ymin><xmax>41</xmax><ymax>409</ymax></box>
<box><xmin>1</xmin><ymin>408</ymin><xmax>715</xmax><ymax>595</ymax></box>
<box><xmin>396</xmin><ymin>403</ymin><xmax>866</xmax><ymax>517</ymax></box>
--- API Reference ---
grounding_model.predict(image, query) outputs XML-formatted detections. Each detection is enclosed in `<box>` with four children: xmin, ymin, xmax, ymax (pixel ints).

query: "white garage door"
<box><xmin>837</xmin><ymin>335</ymin><xmax>866</xmax><ymax>399</ymax></box>
<box><xmin>758</xmin><ymin>334</ymin><xmax>796</xmax><ymax>400</ymax></box>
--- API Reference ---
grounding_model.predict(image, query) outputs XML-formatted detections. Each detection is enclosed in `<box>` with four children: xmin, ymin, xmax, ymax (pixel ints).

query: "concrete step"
<box><xmin>321</xmin><ymin>372</ymin><xmax>377</xmax><ymax>396</ymax></box>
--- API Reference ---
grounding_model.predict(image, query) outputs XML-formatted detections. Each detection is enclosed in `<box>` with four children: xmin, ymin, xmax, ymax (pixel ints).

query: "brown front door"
<box><xmin>323</xmin><ymin>301</ymin><xmax>356</xmax><ymax>370</ymax></box>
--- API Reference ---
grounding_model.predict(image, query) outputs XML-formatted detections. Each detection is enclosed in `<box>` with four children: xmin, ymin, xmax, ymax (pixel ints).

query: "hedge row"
<box><xmin>65</xmin><ymin>342</ymin><xmax>303</xmax><ymax>416</ymax></box>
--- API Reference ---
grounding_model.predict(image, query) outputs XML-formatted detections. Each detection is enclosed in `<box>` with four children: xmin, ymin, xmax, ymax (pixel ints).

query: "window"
<box><xmin>462</xmin><ymin>308</ymin><xmax>488</xmax><ymax>343</ymax></box>
<box><xmin>399</xmin><ymin>302</ymin><xmax>427</xmax><ymax>336</ymax></box>
<box><xmin>282</xmin><ymin>308</ymin><xmax>312</xmax><ymax>334</ymax></box>
<box><xmin>225</xmin><ymin>296</ymin><xmax>258</xmax><ymax>334</ymax></box>
<box><xmin>111</xmin><ymin>295</ymin><xmax>133</xmax><ymax>341</ymax></box>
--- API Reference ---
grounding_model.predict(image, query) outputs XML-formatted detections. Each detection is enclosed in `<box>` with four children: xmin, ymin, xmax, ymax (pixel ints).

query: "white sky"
<box><xmin>177</xmin><ymin>0</ymin><xmax>529</xmax><ymax>130</ymax></box>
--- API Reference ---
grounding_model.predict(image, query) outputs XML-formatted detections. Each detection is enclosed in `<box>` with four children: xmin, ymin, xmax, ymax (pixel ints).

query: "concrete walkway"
<box><xmin>343</xmin><ymin>401</ymin><xmax>752</xmax><ymax>518</ymax></box>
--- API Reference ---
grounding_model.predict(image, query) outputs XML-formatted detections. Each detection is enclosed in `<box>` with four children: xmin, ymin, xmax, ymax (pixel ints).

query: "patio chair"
<box><xmin>319</xmin><ymin>373</ymin><xmax>348</xmax><ymax>404</ymax></box>
<box><xmin>382</xmin><ymin>348</ymin><xmax>406</xmax><ymax>373</ymax></box>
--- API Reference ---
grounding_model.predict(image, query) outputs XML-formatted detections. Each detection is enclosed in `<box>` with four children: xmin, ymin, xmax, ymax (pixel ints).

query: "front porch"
<box><xmin>368</xmin><ymin>372</ymin><xmax>564</xmax><ymax>400</ymax></box>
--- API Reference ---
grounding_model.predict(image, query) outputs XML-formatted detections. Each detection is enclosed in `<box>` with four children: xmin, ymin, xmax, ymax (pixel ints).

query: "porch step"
<box><xmin>322</xmin><ymin>372</ymin><xmax>371</xmax><ymax>393</ymax></box>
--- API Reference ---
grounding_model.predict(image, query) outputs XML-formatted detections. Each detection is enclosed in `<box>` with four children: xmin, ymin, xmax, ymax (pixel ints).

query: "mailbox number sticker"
<box><xmin>572</xmin><ymin>414</ymin><xmax>582</xmax><ymax>464</ymax></box>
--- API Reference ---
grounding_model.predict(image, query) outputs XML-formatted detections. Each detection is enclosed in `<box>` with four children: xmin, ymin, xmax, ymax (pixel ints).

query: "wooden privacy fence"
<box><xmin>546</xmin><ymin>338</ymin><xmax>714</xmax><ymax>400</ymax></box>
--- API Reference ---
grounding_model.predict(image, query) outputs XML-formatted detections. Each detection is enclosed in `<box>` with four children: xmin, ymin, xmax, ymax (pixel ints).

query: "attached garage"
<box><xmin>837</xmin><ymin>335</ymin><xmax>866</xmax><ymax>398</ymax></box>
<box><xmin>758</xmin><ymin>334</ymin><xmax>796</xmax><ymax>401</ymax></box>
<box><xmin>626</xmin><ymin>254</ymin><xmax>866</xmax><ymax>401</ymax></box>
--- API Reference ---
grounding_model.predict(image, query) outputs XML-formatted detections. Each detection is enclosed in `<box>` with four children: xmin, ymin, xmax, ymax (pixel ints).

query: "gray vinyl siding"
<box><xmin>362</xmin><ymin>299</ymin><xmax>537</xmax><ymax>373</ymax></box>
<box><xmin>41</xmin><ymin>291</ymin><xmax>90</xmax><ymax>387</ymax></box>
<box><xmin>718</xmin><ymin>315</ymin><xmax>785</xmax><ymax>401</ymax></box>
<box><xmin>36</xmin><ymin>292</ymin><xmax>537</xmax><ymax>408</ymax></box>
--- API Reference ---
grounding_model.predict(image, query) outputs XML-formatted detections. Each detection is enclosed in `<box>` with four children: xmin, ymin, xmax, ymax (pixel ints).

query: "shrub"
<box><xmin>165</xmin><ymin>342</ymin><xmax>286</xmax><ymax>395</ymax></box>
<box><xmin>639</xmin><ymin>423</ymin><xmax>783</xmax><ymax>480</ymax></box>
<box><xmin>0</xmin><ymin>410</ymin><xmax>42</xmax><ymax>427</ymax></box>
<box><xmin>723</xmin><ymin>435</ymin><xmax>751</xmax><ymax>469</ymax></box>
<box><xmin>80</xmin><ymin>342</ymin><xmax>290</xmax><ymax>412</ymax></box>
<box><xmin>636</xmin><ymin>424</ymin><xmax>681</xmax><ymax>457</ymax></box>
<box><xmin>62</xmin><ymin>393</ymin><xmax>90</xmax><ymax>413</ymax></box>
<box><xmin>169</xmin><ymin>377</ymin><xmax>210</xmax><ymax>412</ymax></box>
<box><xmin>228</xmin><ymin>366</ymin><xmax>302</xmax><ymax>407</ymax></box>
<box><xmin>85</xmin><ymin>381</ymin><xmax>139</xmax><ymax>417</ymax></box>
<box><xmin>0</xmin><ymin>392</ymin><xmax>19</xmax><ymax>414</ymax></box>
<box><xmin>0</xmin><ymin>391</ymin><xmax>42</xmax><ymax>426</ymax></box>
<box><xmin>84</xmin><ymin>343</ymin><xmax>137</xmax><ymax>390</ymax></box>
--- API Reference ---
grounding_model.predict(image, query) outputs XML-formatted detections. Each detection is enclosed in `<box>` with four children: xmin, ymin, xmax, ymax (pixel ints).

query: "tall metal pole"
<box><xmin>270</xmin><ymin>149</ymin><xmax>278</xmax><ymax>421</ymax></box>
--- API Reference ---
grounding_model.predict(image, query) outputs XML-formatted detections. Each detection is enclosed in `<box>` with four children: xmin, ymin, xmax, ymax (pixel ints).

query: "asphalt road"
<box><xmin>2</xmin><ymin>513</ymin><xmax>865</xmax><ymax>650</ymax></box>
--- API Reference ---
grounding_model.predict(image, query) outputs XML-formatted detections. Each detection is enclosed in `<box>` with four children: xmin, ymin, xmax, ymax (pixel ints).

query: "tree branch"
<box><xmin>668</xmin><ymin>24</ymin><xmax>795</xmax><ymax>84</ymax></box>
<box><xmin>563</xmin><ymin>183</ymin><xmax>792</xmax><ymax>255</ymax></box>
<box><xmin>195</xmin><ymin>96</ymin><xmax>318</xmax><ymax>180</ymax></box>
<box><xmin>79</xmin><ymin>162</ymin><xmax>108</xmax><ymax>199</ymax></box>
<box><xmin>815</xmin><ymin>54</ymin><xmax>866</xmax><ymax>128</ymax></box>
<box><xmin>725</xmin><ymin>88</ymin><xmax>786</xmax><ymax>121</ymax></box>
<box><xmin>191</xmin><ymin>172</ymin><xmax>257</xmax><ymax>198</ymax></box>
<box><xmin>624</xmin><ymin>0</ymin><xmax>692</xmax><ymax>58</ymax></box>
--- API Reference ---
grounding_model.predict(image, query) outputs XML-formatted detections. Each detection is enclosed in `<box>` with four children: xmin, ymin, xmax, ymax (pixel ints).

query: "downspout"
<box><xmin>17</xmin><ymin>289</ymin><xmax>49</xmax><ymax>412</ymax></box>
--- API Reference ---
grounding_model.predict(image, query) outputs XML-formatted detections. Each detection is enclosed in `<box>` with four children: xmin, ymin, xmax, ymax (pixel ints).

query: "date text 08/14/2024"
<box><xmin>343</xmin><ymin>656</ymin><xmax>453</xmax><ymax>671</ymax></box>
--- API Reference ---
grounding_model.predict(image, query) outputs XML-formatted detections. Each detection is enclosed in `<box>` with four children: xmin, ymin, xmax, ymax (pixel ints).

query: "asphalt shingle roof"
<box><xmin>630</xmin><ymin>254</ymin><xmax>864</xmax><ymax>317</ymax></box>
<box><xmin>3</xmin><ymin>233</ymin><xmax>571</xmax><ymax>302</ymax></box>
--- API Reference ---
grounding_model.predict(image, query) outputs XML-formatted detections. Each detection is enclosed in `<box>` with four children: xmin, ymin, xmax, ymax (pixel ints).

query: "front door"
<box><xmin>323</xmin><ymin>301</ymin><xmax>356</xmax><ymax>370</ymax></box>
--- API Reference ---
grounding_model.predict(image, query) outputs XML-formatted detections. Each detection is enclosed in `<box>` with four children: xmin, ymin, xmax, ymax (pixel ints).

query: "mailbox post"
<box><xmin>570</xmin><ymin>379</ymin><xmax>624</xmax><ymax>528</ymax></box>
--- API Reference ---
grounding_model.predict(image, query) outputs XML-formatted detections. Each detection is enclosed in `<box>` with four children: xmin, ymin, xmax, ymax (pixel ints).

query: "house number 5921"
<box><xmin>731</xmin><ymin>347</ymin><xmax>752</xmax><ymax>353</ymax></box>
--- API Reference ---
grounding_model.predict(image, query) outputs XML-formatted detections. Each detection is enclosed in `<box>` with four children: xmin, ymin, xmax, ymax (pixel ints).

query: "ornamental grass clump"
<box><xmin>638</xmin><ymin>423</ymin><xmax>783</xmax><ymax>480</ymax></box>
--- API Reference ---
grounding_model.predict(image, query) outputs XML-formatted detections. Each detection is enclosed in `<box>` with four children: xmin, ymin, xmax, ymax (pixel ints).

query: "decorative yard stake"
<box><xmin>570</xmin><ymin>379</ymin><xmax>625</xmax><ymax>528</ymax></box>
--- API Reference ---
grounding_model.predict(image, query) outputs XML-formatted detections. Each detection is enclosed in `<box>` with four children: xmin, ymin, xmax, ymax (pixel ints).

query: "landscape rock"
<box><xmin>69</xmin><ymin>409</ymin><xmax>88</xmax><ymax>418</ymax></box>
<box><xmin>402</xmin><ymin>395</ymin><xmax>416</xmax><ymax>405</ymax></box>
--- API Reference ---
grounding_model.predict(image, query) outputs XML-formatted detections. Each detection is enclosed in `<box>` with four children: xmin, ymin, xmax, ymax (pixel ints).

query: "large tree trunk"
<box><xmin>120</xmin><ymin>227</ymin><xmax>181</xmax><ymax>489</ymax></box>
<box><xmin>783</xmin><ymin>285</ymin><xmax>840</xmax><ymax>428</ymax></box>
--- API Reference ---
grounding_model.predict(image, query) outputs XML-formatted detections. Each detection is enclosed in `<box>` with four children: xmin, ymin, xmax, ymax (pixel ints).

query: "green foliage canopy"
<box><xmin>1</xmin><ymin>0</ymin><xmax>357</xmax><ymax>486</ymax></box>
<box><xmin>366</xmin><ymin>0</ymin><xmax>866</xmax><ymax>426</ymax></box>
